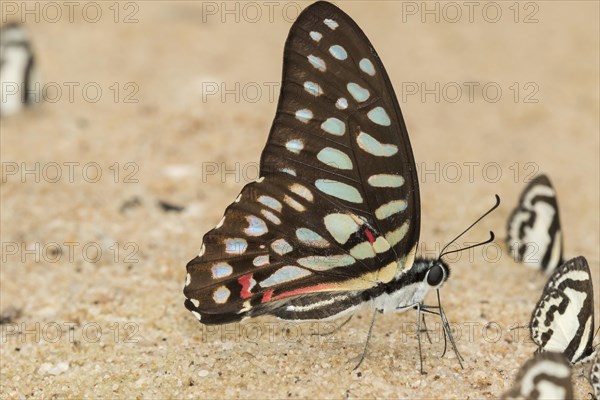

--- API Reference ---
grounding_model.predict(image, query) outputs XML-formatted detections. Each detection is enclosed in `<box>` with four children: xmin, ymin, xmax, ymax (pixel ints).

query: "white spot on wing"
<box><xmin>211</xmin><ymin>263</ymin><xmax>233</xmax><ymax>278</ymax></box>
<box><xmin>284</xmin><ymin>195</ymin><xmax>305</xmax><ymax>212</ymax></box>
<box><xmin>368</xmin><ymin>174</ymin><xmax>405</xmax><ymax>188</ymax></box>
<box><xmin>367</xmin><ymin>107</ymin><xmax>391</xmax><ymax>126</ymax></box>
<box><xmin>289</xmin><ymin>183</ymin><xmax>314</xmax><ymax>202</ymax></box>
<box><xmin>241</xmin><ymin>300</ymin><xmax>251</xmax><ymax>312</ymax></box>
<box><xmin>225</xmin><ymin>238</ymin><xmax>248</xmax><ymax>254</ymax></box>
<box><xmin>324</xmin><ymin>213</ymin><xmax>361</xmax><ymax>244</ymax></box>
<box><xmin>309</xmin><ymin>31</ymin><xmax>323</xmax><ymax>42</ymax></box>
<box><xmin>329</xmin><ymin>45</ymin><xmax>347</xmax><ymax>60</ymax></box>
<box><xmin>244</xmin><ymin>215</ymin><xmax>268</xmax><ymax>236</ymax></box>
<box><xmin>386</xmin><ymin>221</ymin><xmax>409</xmax><ymax>246</ymax></box>
<box><xmin>373</xmin><ymin>237</ymin><xmax>391</xmax><ymax>253</ymax></box>
<box><xmin>317</xmin><ymin>147</ymin><xmax>353</xmax><ymax>170</ymax></box>
<box><xmin>359</xmin><ymin>58</ymin><xmax>376</xmax><ymax>76</ymax></box>
<box><xmin>357</xmin><ymin>131</ymin><xmax>398</xmax><ymax>157</ymax></box>
<box><xmin>213</xmin><ymin>286</ymin><xmax>230</xmax><ymax>304</ymax></box>
<box><xmin>308</xmin><ymin>55</ymin><xmax>326</xmax><ymax>72</ymax></box>
<box><xmin>347</xmin><ymin>82</ymin><xmax>370</xmax><ymax>102</ymax></box>
<box><xmin>304</xmin><ymin>81</ymin><xmax>323</xmax><ymax>96</ymax></box>
<box><xmin>295</xmin><ymin>109</ymin><xmax>313</xmax><ymax>123</ymax></box>
<box><xmin>350</xmin><ymin>242</ymin><xmax>376</xmax><ymax>260</ymax></box>
<box><xmin>315</xmin><ymin>179</ymin><xmax>363</xmax><ymax>203</ymax></box>
<box><xmin>375</xmin><ymin>200</ymin><xmax>407</xmax><ymax>220</ymax></box>
<box><xmin>261</xmin><ymin>209</ymin><xmax>281</xmax><ymax>225</ymax></box>
<box><xmin>259</xmin><ymin>266</ymin><xmax>311</xmax><ymax>287</ymax></box>
<box><xmin>198</xmin><ymin>243</ymin><xmax>206</xmax><ymax>256</ymax></box>
<box><xmin>253</xmin><ymin>255</ymin><xmax>269</xmax><ymax>267</ymax></box>
<box><xmin>271</xmin><ymin>238</ymin><xmax>292</xmax><ymax>255</ymax></box>
<box><xmin>280</xmin><ymin>168</ymin><xmax>297</xmax><ymax>176</ymax></box>
<box><xmin>336</xmin><ymin>98</ymin><xmax>348</xmax><ymax>110</ymax></box>
<box><xmin>296</xmin><ymin>227</ymin><xmax>330</xmax><ymax>248</ymax></box>
<box><xmin>258</xmin><ymin>195</ymin><xmax>282</xmax><ymax>212</ymax></box>
<box><xmin>286</xmin><ymin>139</ymin><xmax>304</xmax><ymax>154</ymax></box>
<box><xmin>298</xmin><ymin>254</ymin><xmax>355</xmax><ymax>270</ymax></box>
<box><xmin>324</xmin><ymin>18</ymin><xmax>339</xmax><ymax>30</ymax></box>
<box><xmin>321</xmin><ymin>117</ymin><xmax>346</xmax><ymax>136</ymax></box>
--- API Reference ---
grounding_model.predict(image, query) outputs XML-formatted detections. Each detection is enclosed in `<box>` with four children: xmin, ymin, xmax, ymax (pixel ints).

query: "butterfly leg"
<box><xmin>416</xmin><ymin>303</ymin><xmax>426</xmax><ymax>374</ymax></box>
<box><xmin>436</xmin><ymin>289</ymin><xmax>464</xmax><ymax>367</ymax></box>
<box><xmin>421</xmin><ymin>313</ymin><xmax>433</xmax><ymax>344</ymax></box>
<box><xmin>311</xmin><ymin>315</ymin><xmax>354</xmax><ymax>336</ymax></box>
<box><xmin>399</xmin><ymin>302</ymin><xmax>435</xmax><ymax>373</ymax></box>
<box><xmin>420</xmin><ymin>307</ymin><xmax>449</xmax><ymax>357</ymax></box>
<box><xmin>419</xmin><ymin>305</ymin><xmax>462</xmax><ymax>366</ymax></box>
<box><xmin>352</xmin><ymin>308</ymin><xmax>377</xmax><ymax>371</ymax></box>
<box><xmin>416</xmin><ymin>291</ymin><xmax>464</xmax><ymax>369</ymax></box>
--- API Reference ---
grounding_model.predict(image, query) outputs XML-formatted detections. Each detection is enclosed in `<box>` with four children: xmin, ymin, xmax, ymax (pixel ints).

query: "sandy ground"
<box><xmin>1</xmin><ymin>1</ymin><xmax>599</xmax><ymax>399</ymax></box>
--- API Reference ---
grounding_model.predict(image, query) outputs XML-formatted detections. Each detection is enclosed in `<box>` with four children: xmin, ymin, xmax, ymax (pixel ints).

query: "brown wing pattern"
<box><xmin>184</xmin><ymin>2</ymin><xmax>420</xmax><ymax>324</ymax></box>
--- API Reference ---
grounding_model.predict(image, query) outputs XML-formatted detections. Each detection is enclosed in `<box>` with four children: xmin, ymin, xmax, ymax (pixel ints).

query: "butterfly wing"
<box><xmin>506</xmin><ymin>174</ymin><xmax>563</xmax><ymax>273</ymax></box>
<box><xmin>260</xmin><ymin>1</ymin><xmax>420</xmax><ymax>256</ymax></box>
<box><xmin>0</xmin><ymin>23</ymin><xmax>37</xmax><ymax>116</ymax></box>
<box><xmin>530</xmin><ymin>256</ymin><xmax>596</xmax><ymax>364</ymax></box>
<box><xmin>184</xmin><ymin>2</ymin><xmax>420</xmax><ymax>324</ymax></box>
<box><xmin>501</xmin><ymin>352</ymin><xmax>573</xmax><ymax>400</ymax></box>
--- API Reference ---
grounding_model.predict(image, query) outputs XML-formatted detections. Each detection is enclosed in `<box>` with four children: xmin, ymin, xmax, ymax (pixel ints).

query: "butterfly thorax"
<box><xmin>372</xmin><ymin>257</ymin><xmax>449</xmax><ymax>313</ymax></box>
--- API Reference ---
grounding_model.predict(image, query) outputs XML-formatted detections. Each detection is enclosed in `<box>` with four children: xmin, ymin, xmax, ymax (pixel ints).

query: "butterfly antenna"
<box><xmin>439</xmin><ymin>194</ymin><xmax>500</xmax><ymax>258</ymax></box>
<box><xmin>439</xmin><ymin>231</ymin><xmax>495</xmax><ymax>259</ymax></box>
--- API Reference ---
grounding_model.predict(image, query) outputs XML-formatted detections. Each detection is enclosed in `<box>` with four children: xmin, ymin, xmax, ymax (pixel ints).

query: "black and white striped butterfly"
<box><xmin>530</xmin><ymin>256</ymin><xmax>597</xmax><ymax>364</ymax></box>
<box><xmin>183</xmin><ymin>1</ymin><xmax>494</xmax><ymax>370</ymax></box>
<box><xmin>591</xmin><ymin>354</ymin><xmax>600</xmax><ymax>400</ymax></box>
<box><xmin>506</xmin><ymin>174</ymin><xmax>564</xmax><ymax>273</ymax></box>
<box><xmin>501</xmin><ymin>352</ymin><xmax>573</xmax><ymax>400</ymax></box>
<box><xmin>0</xmin><ymin>22</ymin><xmax>38</xmax><ymax>117</ymax></box>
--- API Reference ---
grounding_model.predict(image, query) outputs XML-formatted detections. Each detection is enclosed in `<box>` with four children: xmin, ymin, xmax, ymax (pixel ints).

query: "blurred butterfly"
<box><xmin>530</xmin><ymin>256</ymin><xmax>598</xmax><ymax>364</ymax></box>
<box><xmin>183</xmin><ymin>1</ymin><xmax>496</xmax><ymax>371</ymax></box>
<box><xmin>590</xmin><ymin>354</ymin><xmax>600</xmax><ymax>400</ymax></box>
<box><xmin>0</xmin><ymin>22</ymin><xmax>39</xmax><ymax>116</ymax></box>
<box><xmin>501</xmin><ymin>352</ymin><xmax>573</xmax><ymax>400</ymax></box>
<box><xmin>506</xmin><ymin>174</ymin><xmax>564</xmax><ymax>273</ymax></box>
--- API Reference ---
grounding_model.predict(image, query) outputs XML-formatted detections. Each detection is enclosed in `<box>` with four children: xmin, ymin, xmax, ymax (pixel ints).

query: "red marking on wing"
<box><xmin>238</xmin><ymin>274</ymin><xmax>255</xmax><ymax>299</ymax></box>
<box><xmin>365</xmin><ymin>228</ymin><xmax>375</xmax><ymax>245</ymax></box>
<box><xmin>270</xmin><ymin>283</ymin><xmax>335</xmax><ymax>301</ymax></box>
<box><xmin>261</xmin><ymin>289</ymin><xmax>274</xmax><ymax>303</ymax></box>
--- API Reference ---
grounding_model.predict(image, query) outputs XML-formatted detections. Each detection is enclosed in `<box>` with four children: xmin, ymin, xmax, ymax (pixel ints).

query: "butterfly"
<box><xmin>506</xmin><ymin>174</ymin><xmax>564</xmax><ymax>273</ymax></box>
<box><xmin>0</xmin><ymin>22</ymin><xmax>38</xmax><ymax>117</ymax></box>
<box><xmin>530</xmin><ymin>256</ymin><xmax>597</xmax><ymax>364</ymax></box>
<box><xmin>183</xmin><ymin>1</ymin><xmax>495</xmax><ymax>371</ymax></box>
<box><xmin>591</xmin><ymin>354</ymin><xmax>600</xmax><ymax>400</ymax></box>
<box><xmin>501</xmin><ymin>351</ymin><xmax>573</xmax><ymax>400</ymax></box>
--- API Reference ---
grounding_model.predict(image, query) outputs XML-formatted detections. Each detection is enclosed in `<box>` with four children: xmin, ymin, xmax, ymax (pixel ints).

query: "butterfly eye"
<box><xmin>426</xmin><ymin>264</ymin><xmax>445</xmax><ymax>287</ymax></box>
